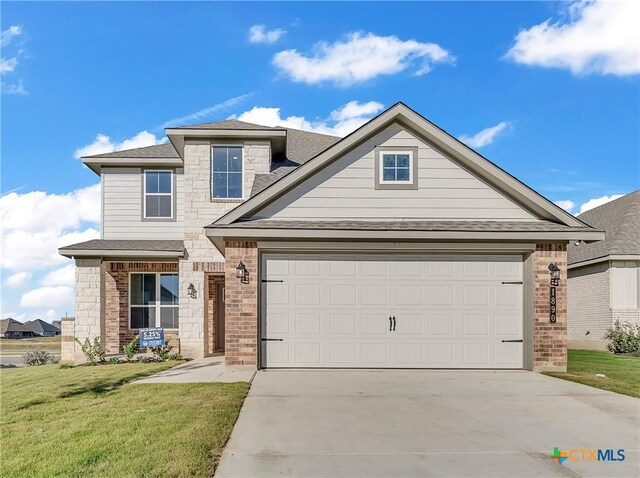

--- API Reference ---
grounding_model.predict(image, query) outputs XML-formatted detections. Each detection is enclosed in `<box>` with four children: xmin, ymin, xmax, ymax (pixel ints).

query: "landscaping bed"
<box><xmin>544</xmin><ymin>349</ymin><xmax>640</xmax><ymax>398</ymax></box>
<box><xmin>1</xmin><ymin>362</ymin><xmax>249</xmax><ymax>477</ymax></box>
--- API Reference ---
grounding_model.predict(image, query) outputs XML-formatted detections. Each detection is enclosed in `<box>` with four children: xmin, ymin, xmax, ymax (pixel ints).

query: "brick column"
<box><xmin>60</xmin><ymin>317</ymin><xmax>75</xmax><ymax>363</ymax></box>
<box><xmin>224</xmin><ymin>241</ymin><xmax>258</xmax><ymax>366</ymax></box>
<box><xmin>533</xmin><ymin>243</ymin><xmax>568</xmax><ymax>372</ymax></box>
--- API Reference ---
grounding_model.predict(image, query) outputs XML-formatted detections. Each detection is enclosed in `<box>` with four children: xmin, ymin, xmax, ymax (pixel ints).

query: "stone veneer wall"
<box><xmin>60</xmin><ymin>317</ymin><xmax>76</xmax><ymax>363</ymax></box>
<box><xmin>179</xmin><ymin>138</ymin><xmax>270</xmax><ymax>359</ymax></box>
<box><xmin>533</xmin><ymin>243</ymin><xmax>568</xmax><ymax>372</ymax></box>
<box><xmin>103</xmin><ymin>261</ymin><xmax>179</xmax><ymax>355</ymax></box>
<box><xmin>69</xmin><ymin>258</ymin><xmax>104</xmax><ymax>363</ymax></box>
<box><xmin>224</xmin><ymin>241</ymin><xmax>258</xmax><ymax>366</ymax></box>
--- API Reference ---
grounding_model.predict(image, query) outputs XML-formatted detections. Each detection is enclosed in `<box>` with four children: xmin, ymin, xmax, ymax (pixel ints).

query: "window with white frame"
<box><xmin>212</xmin><ymin>146</ymin><xmax>243</xmax><ymax>199</ymax></box>
<box><xmin>144</xmin><ymin>170</ymin><xmax>173</xmax><ymax>218</ymax></box>
<box><xmin>380</xmin><ymin>151</ymin><xmax>413</xmax><ymax>183</ymax></box>
<box><xmin>375</xmin><ymin>148</ymin><xmax>418</xmax><ymax>190</ymax></box>
<box><xmin>611</xmin><ymin>261</ymin><xmax>640</xmax><ymax>309</ymax></box>
<box><xmin>129</xmin><ymin>273</ymin><xmax>179</xmax><ymax>329</ymax></box>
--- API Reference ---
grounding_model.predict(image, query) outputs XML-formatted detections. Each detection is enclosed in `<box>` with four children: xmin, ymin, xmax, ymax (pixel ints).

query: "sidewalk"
<box><xmin>134</xmin><ymin>355</ymin><xmax>256</xmax><ymax>384</ymax></box>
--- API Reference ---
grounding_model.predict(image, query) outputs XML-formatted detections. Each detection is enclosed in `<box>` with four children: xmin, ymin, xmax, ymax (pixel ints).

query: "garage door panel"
<box><xmin>262</xmin><ymin>255</ymin><xmax>523</xmax><ymax>369</ymax></box>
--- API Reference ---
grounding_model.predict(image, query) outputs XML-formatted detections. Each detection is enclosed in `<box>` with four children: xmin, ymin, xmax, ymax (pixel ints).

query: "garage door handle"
<box><xmin>501</xmin><ymin>281</ymin><xmax>523</xmax><ymax>284</ymax></box>
<box><xmin>501</xmin><ymin>339</ymin><xmax>523</xmax><ymax>343</ymax></box>
<box><xmin>261</xmin><ymin>338</ymin><xmax>283</xmax><ymax>342</ymax></box>
<box><xmin>389</xmin><ymin>316</ymin><xmax>392</xmax><ymax>331</ymax></box>
<box><xmin>392</xmin><ymin>316</ymin><xmax>396</xmax><ymax>331</ymax></box>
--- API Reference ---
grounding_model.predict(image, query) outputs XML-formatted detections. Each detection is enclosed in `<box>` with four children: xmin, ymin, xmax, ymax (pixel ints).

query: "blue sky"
<box><xmin>1</xmin><ymin>1</ymin><xmax>639</xmax><ymax>323</ymax></box>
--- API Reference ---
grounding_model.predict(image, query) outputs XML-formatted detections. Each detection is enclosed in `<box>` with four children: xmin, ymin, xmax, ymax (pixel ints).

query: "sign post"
<box><xmin>139</xmin><ymin>328</ymin><xmax>165</xmax><ymax>347</ymax></box>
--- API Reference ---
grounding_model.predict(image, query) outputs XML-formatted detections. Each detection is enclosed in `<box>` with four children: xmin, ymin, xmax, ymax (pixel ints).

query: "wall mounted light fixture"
<box><xmin>236</xmin><ymin>261</ymin><xmax>248</xmax><ymax>284</ymax></box>
<box><xmin>187</xmin><ymin>283</ymin><xmax>198</xmax><ymax>299</ymax></box>
<box><xmin>548</xmin><ymin>263</ymin><xmax>561</xmax><ymax>286</ymax></box>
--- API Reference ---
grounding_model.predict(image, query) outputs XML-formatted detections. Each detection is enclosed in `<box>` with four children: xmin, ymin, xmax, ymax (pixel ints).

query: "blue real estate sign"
<box><xmin>139</xmin><ymin>328</ymin><xmax>165</xmax><ymax>347</ymax></box>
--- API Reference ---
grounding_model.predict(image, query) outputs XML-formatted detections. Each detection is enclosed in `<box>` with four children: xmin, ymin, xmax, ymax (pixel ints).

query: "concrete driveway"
<box><xmin>216</xmin><ymin>370</ymin><xmax>639</xmax><ymax>478</ymax></box>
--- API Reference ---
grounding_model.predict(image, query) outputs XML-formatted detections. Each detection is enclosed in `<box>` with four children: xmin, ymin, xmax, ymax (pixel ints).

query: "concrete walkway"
<box><xmin>134</xmin><ymin>356</ymin><xmax>256</xmax><ymax>384</ymax></box>
<box><xmin>216</xmin><ymin>370</ymin><xmax>639</xmax><ymax>477</ymax></box>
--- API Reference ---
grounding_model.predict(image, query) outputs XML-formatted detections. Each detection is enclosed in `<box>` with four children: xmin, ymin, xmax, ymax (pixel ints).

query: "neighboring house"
<box><xmin>52</xmin><ymin>320</ymin><xmax>62</xmax><ymax>330</ymax></box>
<box><xmin>59</xmin><ymin>103</ymin><xmax>602</xmax><ymax>371</ymax></box>
<box><xmin>0</xmin><ymin>319</ymin><xmax>35</xmax><ymax>339</ymax></box>
<box><xmin>23</xmin><ymin>319</ymin><xmax>62</xmax><ymax>337</ymax></box>
<box><xmin>568</xmin><ymin>191</ymin><xmax>640</xmax><ymax>349</ymax></box>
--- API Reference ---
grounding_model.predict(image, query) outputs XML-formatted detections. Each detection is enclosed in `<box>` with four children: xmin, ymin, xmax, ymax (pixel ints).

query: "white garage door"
<box><xmin>260</xmin><ymin>254</ymin><xmax>523</xmax><ymax>369</ymax></box>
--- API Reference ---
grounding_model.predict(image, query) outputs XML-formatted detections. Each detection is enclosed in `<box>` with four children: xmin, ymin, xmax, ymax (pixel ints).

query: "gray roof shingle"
<box><xmin>1</xmin><ymin>318</ymin><xmax>30</xmax><ymax>334</ymax></box>
<box><xmin>568</xmin><ymin>190</ymin><xmax>640</xmax><ymax>265</ymax></box>
<box><xmin>59</xmin><ymin>240</ymin><xmax>184</xmax><ymax>252</ymax></box>
<box><xmin>23</xmin><ymin>319</ymin><xmax>60</xmax><ymax>335</ymax></box>
<box><xmin>173</xmin><ymin>119</ymin><xmax>282</xmax><ymax>130</ymax></box>
<box><xmin>84</xmin><ymin>143</ymin><xmax>179</xmax><ymax>159</ymax></box>
<box><xmin>209</xmin><ymin>219</ymin><xmax>589</xmax><ymax>233</ymax></box>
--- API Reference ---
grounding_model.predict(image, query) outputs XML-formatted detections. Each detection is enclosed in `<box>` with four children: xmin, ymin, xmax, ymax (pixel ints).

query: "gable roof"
<box><xmin>568</xmin><ymin>190</ymin><xmax>640</xmax><ymax>267</ymax></box>
<box><xmin>23</xmin><ymin>319</ymin><xmax>61</xmax><ymax>335</ymax></box>
<box><xmin>0</xmin><ymin>318</ymin><xmax>30</xmax><ymax>334</ymax></box>
<box><xmin>210</xmin><ymin>102</ymin><xmax>595</xmax><ymax>230</ymax></box>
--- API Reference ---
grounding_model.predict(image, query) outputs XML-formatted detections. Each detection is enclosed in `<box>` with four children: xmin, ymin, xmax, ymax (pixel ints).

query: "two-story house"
<box><xmin>59</xmin><ymin>102</ymin><xmax>602</xmax><ymax>372</ymax></box>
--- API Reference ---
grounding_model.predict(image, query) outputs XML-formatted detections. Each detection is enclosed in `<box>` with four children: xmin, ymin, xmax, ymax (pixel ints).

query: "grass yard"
<box><xmin>544</xmin><ymin>349</ymin><xmax>640</xmax><ymax>398</ymax></box>
<box><xmin>1</xmin><ymin>362</ymin><xmax>249</xmax><ymax>478</ymax></box>
<box><xmin>0</xmin><ymin>335</ymin><xmax>61</xmax><ymax>355</ymax></box>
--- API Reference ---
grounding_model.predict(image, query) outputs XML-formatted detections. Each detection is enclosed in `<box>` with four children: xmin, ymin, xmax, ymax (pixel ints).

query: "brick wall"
<box><xmin>567</xmin><ymin>261</ymin><xmax>611</xmax><ymax>346</ymax></box>
<box><xmin>224</xmin><ymin>241</ymin><xmax>258</xmax><ymax>366</ymax></box>
<box><xmin>533</xmin><ymin>243</ymin><xmax>567</xmax><ymax>372</ymax></box>
<box><xmin>104</xmin><ymin>261</ymin><xmax>179</xmax><ymax>355</ymax></box>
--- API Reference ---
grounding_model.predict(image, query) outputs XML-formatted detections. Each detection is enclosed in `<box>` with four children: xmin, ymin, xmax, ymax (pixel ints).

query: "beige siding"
<box><xmin>254</xmin><ymin>123</ymin><xmax>537</xmax><ymax>221</ymax></box>
<box><xmin>567</xmin><ymin>262</ymin><xmax>611</xmax><ymax>345</ymax></box>
<box><xmin>102</xmin><ymin>167</ymin><xmax>184</xmax><ymax>240</ymax></box>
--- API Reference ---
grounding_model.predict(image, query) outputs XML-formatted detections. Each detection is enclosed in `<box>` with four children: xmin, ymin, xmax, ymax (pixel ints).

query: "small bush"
<box><xmin>168</xmin><ymin>353</ymin><xmax>182</xmax><ymax>361</ymax></box>
<box><xmin>59</xmin><ymin>362</ymin><xmax>73</xmax><ymax>369</ymax></box>
<box><xmin>123</xmin><ymin>335</ymin><xmax>139</xmax><ymax>361</ymax></box>
<box><xmin>604</xmin><ymin>320</ymin><xmax>640</xmax><ymax>354</ymax></box>
<box><xmin>108</xmin><ymin>357</ymin><xmax>121</xmax><ymax>365</ymax></box>
<box><xmin>75</xmin><ymin>337</ymin><xmax>104</xmax><ymax>365</ymax></box>
<box><xmin>23</xmin><ymin>350</ymin><xmax>59</xmax><ymax>366</ymax></box>
<box><xmin>150</xmin><ymin>339</ymin><xmax>173</xmax><ymax>361</ymax></box>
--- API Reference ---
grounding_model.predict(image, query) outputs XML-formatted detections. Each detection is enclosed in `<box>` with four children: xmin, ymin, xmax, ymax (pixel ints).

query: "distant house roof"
<box><xmin>0</xmin><ymin>318</ymin><xmax>30</xmax><ymax>335</ymax></box>
<box><xmin>23</xmin><ymin>319</ymin><xmax>61</xmax><ymax>335</ymax></box>
<box><xmin>568</xmin><ymin>190</ymin><xmax>640</xmax><ymax>267</ymax></box>
<box><xmin>59</xmin><ymin>240</ymin><xmax>184</xmax><ymax>258</ymax></box>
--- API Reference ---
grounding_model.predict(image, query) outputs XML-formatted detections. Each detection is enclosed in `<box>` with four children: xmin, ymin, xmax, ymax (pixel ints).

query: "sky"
<box><xmin>1</xmin><ymin>0</ymin><xmax>639</xmax><ymax>324</ymax></box>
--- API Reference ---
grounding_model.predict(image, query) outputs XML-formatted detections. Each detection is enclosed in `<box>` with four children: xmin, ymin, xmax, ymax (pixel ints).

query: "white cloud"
<box><xmin>0</xmin><ymin>184</ymin><xmax>101</xmax><ymax>271</ymax></box>
<box><xmin>74</xmin><ymin>131</ymin><xmax>167</xmax><ymax>159</ymax></box>
<box><xmin>159</xmin><ymin>94</ymin><xmax>252</xmax><ymax>128</ymax></box>
<box><xmin>579</xmin><ymin>194</ymin><xmax>624</xmax><ymax>214</ymax></box>
<box><xmin>459</xmin><ymin>122</ymin><xmax>510</xmax><ymax>148</ymax></box>
<box><xmin>249</xmin><ymin>24</ymin><xmax>286</xmax><ymax>44</ymax></box>
<box><xmin>1</xmin><ymin>25</ymin><xmax>22</xmax><ymax>47</ymax></box>
<box><xmin>506</xmin><ymin>0</ymin><xmax>640</xmax><ymax>76</ymax></box>
<box><xmin>20</xmin><ymin>286</ymin><xmax>74</xmax><ymax>309</ymax></box>
<box><xmin>0</xmin><ymin>57</ymin><xmax>18</xmax><ymax>74</ymax></box>
<box><xmin>4</xmin><ymin>272</ymin><xmax>31</xmax><ymax>288</ymax></box>
<box><xmin>1</xmin><ymin>81</ymin><xmax>27</xmax><ymax>95</ymax></box>
<box><xmin>234</xmin><ymin>100</ymin><xmax>384</xmax><ymax>137</ymax></box>
<box><xmin>273</xmin><ymin>32</ymin><xmax>454</xmax><ymax>86</ymax></box>
<box><xmin>41</xmin><ymin>264</ymin><xmax>75</xmax><ymax>287</ymax></box>
<box><xmin>554</xmin><ymin>200</ymin><xmax>576</xmax><ymax>212</ymax></box>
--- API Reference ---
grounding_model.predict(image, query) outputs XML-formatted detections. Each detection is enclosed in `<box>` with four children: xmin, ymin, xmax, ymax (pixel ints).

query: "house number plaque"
<box><xmin>549</xmin><ymin>287</ymin><xmax>557</xmax><ymax>323</ymax></box>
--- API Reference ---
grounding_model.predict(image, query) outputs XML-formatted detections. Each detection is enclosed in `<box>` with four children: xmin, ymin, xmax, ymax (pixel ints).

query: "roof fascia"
<box><xmin>568</xmin><ymin>254</ymin><xmax>640</xmax><ymax>269</ymax></box>
<box><xmin>58</xmin><ymin>249</ymin><xmax>184</xmax><ymax>259</ymax></box>
<box><xmin>82</xmin><ymin>157</ymin><xmax>183</xmax><ymax>174</ymax></box>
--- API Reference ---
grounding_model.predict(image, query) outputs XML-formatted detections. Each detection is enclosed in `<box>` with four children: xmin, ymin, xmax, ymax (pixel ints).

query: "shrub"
<box><xmin>108</xmin><ymin>356</ymin><xmax>122</xmax><ymax>365</ymax></box>
<box><xmin>75</xmin><ymin>337</ymin><xmax>104</xmax><ymax>365</ymax></box>
<box><xmin>59</xmin><ymin>362</ymin><xmax>73</xmax><ymax>369</ymax></box>
<box><xmin>168</xmin><ymin>353</ymin><xmax>183</xmax><ymax>361</ymax></box>
<box><xmin>123</xmin><ymin>335</ymin><xmax>139</xmax><ymax>362</ymax></box>
<box><xmin>150</xmin><ymin>339</ymin><xmax>173</xmax><ymax>361</ymax></box>
<box><xmin>23</xmin><ymin>350</ymin><xmax>59</xmax><ymax>366</ymax></box>
<box><xmin>604</xmin><ymin>320</ymin><xmax>640</xmax><ymax>354</ymax></box>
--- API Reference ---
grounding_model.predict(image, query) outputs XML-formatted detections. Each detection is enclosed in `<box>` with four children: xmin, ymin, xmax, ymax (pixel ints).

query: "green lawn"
<box><xmin>0</xmin><ymin>336</ymin><xmax>61</xmax><ymax>354</ymax></box>
<box><xmin>1</xmin><ymin>362</ymin><xmax>249</xmax><ymax>477</ymax></box>
<box><xmin>544</xmin><ymin>349</ymin><xmax>640</xmax><ymax>398</ymax></box>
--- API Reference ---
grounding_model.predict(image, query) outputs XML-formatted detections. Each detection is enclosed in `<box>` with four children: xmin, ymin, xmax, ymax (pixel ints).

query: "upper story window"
<box><xmin>144</xmin><ymin>170</ymin><xmax>173</xmax><ymax>219</ymax></box>
<box><xmin>212</xmin><ymin>146</ymin><xmax>243</xmax><ymax>199</ymax></box>
<box><xmin>375</xmin><ymin>147</ymin><xmax>418</xmax><ymax>190</ymax></box>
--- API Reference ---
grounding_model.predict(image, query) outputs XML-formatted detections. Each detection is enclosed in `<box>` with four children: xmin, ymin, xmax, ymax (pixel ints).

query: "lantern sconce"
<box><xmin>236</xmin><ymin>261</ymin><xmax>249</xmax><ymax>284</ymax></box>
<box><xmin>187</xmin><ymin>283</ymin><xmax>198</xmax><ymax>299</ymax></box>
<box><xmin>548</xmin><ymin>263</ymin><xmax>561</xmax><ymax>287</ymax></box>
